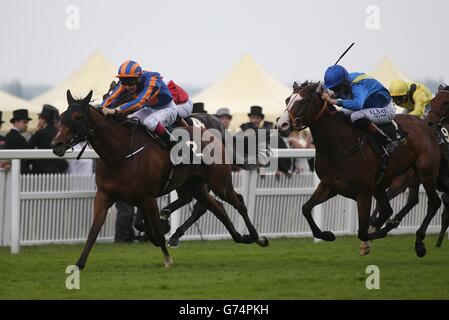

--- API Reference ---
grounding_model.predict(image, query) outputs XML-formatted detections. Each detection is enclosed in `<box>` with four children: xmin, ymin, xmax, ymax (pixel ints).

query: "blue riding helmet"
<box><xmin>323</xmin><ymin>65</ymin><xmax>349</xmax><ymax>90</ymax></box>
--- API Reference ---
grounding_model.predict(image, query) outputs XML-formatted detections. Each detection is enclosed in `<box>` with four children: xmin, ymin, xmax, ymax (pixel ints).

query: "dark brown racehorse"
<box><xmin>277</xmin><ymin>82</ymin><xmax>441</xmax><ymax>257</ymax></box>
<box><xmin>365</xmin><ymin>85</ymin><xmax>449</xmax><ymax>250</ymax></box>
<box><xmin>52</xmin><ymin>90</ymin><xmax>268</xmax><ymax>269</ymax></box>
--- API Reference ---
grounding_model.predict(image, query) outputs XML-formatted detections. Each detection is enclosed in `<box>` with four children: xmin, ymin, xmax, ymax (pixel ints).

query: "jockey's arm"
<box><xmin>338</xmin><ymin>85</ymin><xmax>369</xmax><ymax>111</ymax></box>
<box><xmin>409</xmin><ymin>91</ymin><xmax>427</xmax><ymax>117</ymax></box>
<box><xmin>100</xmin><ymin>84</ymin><xmax>126</xmax><ymax>109</ymax></box>
<box><xmin>116</xmin><ymin>75</ymin><xmax>161</xmax><ymax>114</ymax></box>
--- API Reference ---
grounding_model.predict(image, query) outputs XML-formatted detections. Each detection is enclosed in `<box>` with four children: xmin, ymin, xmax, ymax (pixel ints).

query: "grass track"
<box><xmin>0</xmin><ymin>235</ymin><xmax>448</xmax><ymax>299</ymax></box>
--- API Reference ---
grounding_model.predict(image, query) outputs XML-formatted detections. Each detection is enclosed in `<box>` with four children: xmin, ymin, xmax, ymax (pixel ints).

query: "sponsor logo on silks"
<box><xmin>368</xmin><ymin>108</ymin><xmax>388</xmax><ymax>116</ymax></box>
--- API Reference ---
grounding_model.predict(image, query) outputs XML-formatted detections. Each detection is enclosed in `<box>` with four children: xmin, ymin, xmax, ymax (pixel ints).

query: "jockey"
<box><xmin>166</xmin><ymin>80</ymin><xmax>193</xmax><ymax>119</ymax></box>
<box><xmin>389</xmin><ymin>80</ymin><xmax>433</xmax><ymax>118</ymax></box>
<box><xmin>100</xmin><ymin>60</ymin><xmax>178</xmax><ymax>147</ymax></box>
<box><xmin>321</xmin><ymin>65</ymin><xmax>398</xmax><ymax>157</ymax></box>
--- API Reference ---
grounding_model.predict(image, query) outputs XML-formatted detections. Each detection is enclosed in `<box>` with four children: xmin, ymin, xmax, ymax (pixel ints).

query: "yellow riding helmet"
<box><xmin>389</xmin><ymin>80</ymin><xmax>408</xmax><ymax>97</ymax></box>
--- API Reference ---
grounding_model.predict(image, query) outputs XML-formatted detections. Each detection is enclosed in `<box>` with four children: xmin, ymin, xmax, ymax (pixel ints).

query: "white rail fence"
<box><xmin>0</xmin><ymin>149</ymin><xmax>445</xmax><ymax>254</ymax></box>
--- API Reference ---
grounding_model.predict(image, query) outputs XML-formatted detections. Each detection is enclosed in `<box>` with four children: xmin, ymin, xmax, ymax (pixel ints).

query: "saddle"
<box><xmin>366</xmin><ymin>120</ymin><xmax>408</xmax><ymax>156</ymax></box>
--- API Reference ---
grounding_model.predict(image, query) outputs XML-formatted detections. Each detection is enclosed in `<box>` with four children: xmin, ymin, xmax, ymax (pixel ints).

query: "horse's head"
<box><xmin>277</xmin><ymin>81</ymin><xmax>327</xmax><ymax>136</ymax></box>
<box><xmin>52</xmin><ymin>90</ymin><xmax>94</xmax><ymax>157</ymax></box>
<box><xmin>428</xmin><ymin>84</ymin><xmax>449</xmax><ymax>125</ymax></box>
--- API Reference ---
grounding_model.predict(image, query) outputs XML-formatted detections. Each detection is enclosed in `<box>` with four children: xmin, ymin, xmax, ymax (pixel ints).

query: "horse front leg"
<box><xmin>141</xmin><ymin>196</ymin><xmax>173</xmax><ymax>267</ymax></box>
<box><xmin>76</xmin><ymin>191</ymin><xmax>114</xmax><ymax>270</ymax></box>
<box><xmin>302</xmin><ymin>182</ymin><xmax>337</xmax><ymax>241</ymax></box>
<box><xmin>357</xmin><ymin>192</ymin><xmax>372</xmax><ymax>244</ymax></box>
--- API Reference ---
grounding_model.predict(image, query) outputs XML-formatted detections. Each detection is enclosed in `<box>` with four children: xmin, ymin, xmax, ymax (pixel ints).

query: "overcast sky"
<box><xmin>1</xmin><ymin>0</ymin><xmax>448</xmax><ymax>88</ymax></box>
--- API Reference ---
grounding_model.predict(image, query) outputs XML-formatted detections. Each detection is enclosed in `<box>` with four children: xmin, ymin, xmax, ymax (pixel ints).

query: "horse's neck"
<box><xmin>309</xmin><ymin>113</ymin><xmax>360</xmax><ymax>156</ymax></box>
<box><xmin>87</xmin><ymin>109</ymin><xmax>140</xmax><ymax>162</ymax></box>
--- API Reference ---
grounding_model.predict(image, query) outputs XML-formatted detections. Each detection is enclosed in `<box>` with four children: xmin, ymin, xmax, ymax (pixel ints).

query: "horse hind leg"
<box><xmin>413</xmin><ymin>168</ymin><xmax>441</xmax><ymax>257</ymax></box>
<box><xmin>436</xmin><ymin>193</ymin><xmax>449</xmax><ymax>247</ymax></box>
<box><xmin>168</xmin><ymin>201</ymin><xmax>208</xmax><ymax>248</ymax></box>
<box><xmin>190</xmin><ymin>181</ymin><xmax>245</xmax><ymax>244</ymax></box>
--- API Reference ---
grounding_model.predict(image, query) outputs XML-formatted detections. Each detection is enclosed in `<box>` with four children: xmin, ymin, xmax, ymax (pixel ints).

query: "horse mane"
<box><xmin>68</xmin><ymin>96</ymin><xmax>148</xmax><ymax>133</ymax></box>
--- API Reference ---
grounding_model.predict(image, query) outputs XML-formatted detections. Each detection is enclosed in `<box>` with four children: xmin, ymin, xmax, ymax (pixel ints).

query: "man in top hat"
<box><xmin>215</xmin><ymin>107</ymin><xmax>232</xmax><ymax>130</ymax></box>
<box><xmin>0</xmin><ymin>111</ymin><xmax>5</xmax><ymax>149</ymax></box>
<box><xmin>4</xmin><ymin>109</ymin><xmax>32</xmax><ymax>173</ymax></box>
<box><xmin>240</xmin><ymin>106</ymin><xmax>273</xmax><ymax>131</ymax></box>
<box><xmin>29</xmin><ymin>105</ymin><xmax>68</xmax><ymax>174</ymax></box>
<box><xmin>192</xmin><ymin>102</ymin><xmax>207</xmax><ymax>114</ymax></box>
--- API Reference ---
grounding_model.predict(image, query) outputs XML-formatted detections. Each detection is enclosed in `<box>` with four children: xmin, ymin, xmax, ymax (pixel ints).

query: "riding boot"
<box><xmin>352</xmin><ymin>118</ymin><xmax>398</xmax><ymax>156</ymax></box>
<box><xmin>366</xmin><ymin>123</ymin><xmax>398</xmax><ymax>156</ymax></box>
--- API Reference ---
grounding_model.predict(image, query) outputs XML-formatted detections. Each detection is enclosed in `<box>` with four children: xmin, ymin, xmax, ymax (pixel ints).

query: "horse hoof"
<box><xmin>167</xmin><ymin>238</ymin><xmax>179</xmax><ymax>248</ymax></box>
<box><xmin>415</xmin><ymin>244</ymin><xmax>427</xmax><ymax>258</ymax></box>
<box><xmin>359</xmin><ymin>241</ymin><xmax>372</xmax><ymax>256</ymax></box>
<box><xmin>257</xmin><ymin>236</ymin><xmax>269</xmax><ymax>247</ymax></box>
<box><xmin>320</xmin><ymin>231</ymin><xmax>336</xmax><ymax>241</ymax></box>
<box><xmin>164</xmin><ymin>256</ymin><xmax>173</xmax><ymax>268</ymax></box>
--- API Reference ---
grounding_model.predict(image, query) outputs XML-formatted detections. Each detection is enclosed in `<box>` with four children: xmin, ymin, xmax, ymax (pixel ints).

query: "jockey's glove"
<box><xmin>102</xmin><ymin>107</ymin><xmax>118</xmax><ymax>116</ymax></box>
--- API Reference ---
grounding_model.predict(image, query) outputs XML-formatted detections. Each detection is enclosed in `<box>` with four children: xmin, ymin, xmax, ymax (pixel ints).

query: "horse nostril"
<box><xmin>280</xmin><ymin>122</ymin><xmax>290</xmax><ymax>130</ymax></box>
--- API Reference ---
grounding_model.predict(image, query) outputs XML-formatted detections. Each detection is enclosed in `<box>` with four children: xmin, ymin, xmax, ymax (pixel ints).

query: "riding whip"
<box><xmin>334</xmin><ymin>42</ymin><xmax>355</xmax><ymax>65</ymax></box>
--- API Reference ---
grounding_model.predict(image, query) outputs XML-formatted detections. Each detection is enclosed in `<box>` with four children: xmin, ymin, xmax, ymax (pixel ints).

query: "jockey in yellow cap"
<box><xmin>389</xmin><ymin>80</ymin><xmax>433</xmax><ymax>118</ymax></box>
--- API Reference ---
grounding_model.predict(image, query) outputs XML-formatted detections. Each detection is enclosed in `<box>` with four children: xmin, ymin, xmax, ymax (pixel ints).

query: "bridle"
<box><xmin>61</xmin><ymin>104</ymin><xmax>107</xmax><ymax>159</ymax></box>
<box><xmin>285</xmin><ymin>84</ymin><xmax>334</xmax><ymax>131</ymax></box>
<box><xmin>61</xmin><ymin>104</ymin><xmax>150</xmax><ymax>163</ymax></box>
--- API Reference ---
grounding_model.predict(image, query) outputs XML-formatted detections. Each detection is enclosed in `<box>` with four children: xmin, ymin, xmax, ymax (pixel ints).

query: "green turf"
<box><xmin>0</xmin><ymin>234</ymin><xmax>448</xmax><ymax>299</ymax></box>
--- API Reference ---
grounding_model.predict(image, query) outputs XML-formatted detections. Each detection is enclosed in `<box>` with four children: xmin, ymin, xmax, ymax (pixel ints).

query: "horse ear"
<box><xmin>82</xmin><ymin>90</ymin><xmax>94</xmax><ymax>106</ymax></box>
<box><xmin>439</xmin><ymin>84</ymin><xmax>445</xmax><ymax>92</ymax></box>
<box><xmin>67</xmin><ymin>90</ymin><xmax>76</xmax><ymax>105</ymax></box>
<box><xmin>293</xmin><ymin>82</ymin><xmax>299</xmax><ymax>89</ymax></box>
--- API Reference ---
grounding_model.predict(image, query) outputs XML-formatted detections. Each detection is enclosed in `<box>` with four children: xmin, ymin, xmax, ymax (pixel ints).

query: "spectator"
<box><xmin>192</xmin><ymin>102</ymin><xmax>207</xmax><ymax>114</ymax></box>
<box><xmin>215</xmin><ymin>107</ymin><xmax>232</xmax><ymax>130</ymax></box>
<box><xmin>4</xmin><ymin>109</ymin><xmax>32</xmax><ymax>173</ymax></box>
<box><xmin>288</xmin><ymin>131</ymin><xmax>311</xmax><ymax>173</ymax></box>
<box><xmin>240</xmin><ymin>105</ymin><xmax>273</xmax><ymax>131</ymax></box>
<box><xmin>0</xmin><ymin>111</ymin><xmax>7</xmax><ymax>169</ymax></box>
<box><xmin>29</xmin><ymin>105</ymin><xmax>68</xmax><ymax>174</ymax></box>
<box><xmin>0</xmin><ymin>111</ymin><xmax>5</xmax><ymax>149</ymax></box>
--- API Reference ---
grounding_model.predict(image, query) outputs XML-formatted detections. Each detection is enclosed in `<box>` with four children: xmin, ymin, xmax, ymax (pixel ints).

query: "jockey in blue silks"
<box><xmin>100</xmin><ymin>60</ymin><xmax>178</xmax><ymax>146</ymax></box>
<box><xmin>321</xmin><ymin>65</ymin><xmax>398</xmax><ymax>157</ymax></box>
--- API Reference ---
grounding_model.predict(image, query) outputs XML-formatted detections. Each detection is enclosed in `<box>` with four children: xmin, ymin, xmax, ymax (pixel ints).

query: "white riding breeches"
<box><xmin>176</xmin><ymin>99</ymin><xmax>193</xmax><ymax>118</ymax></box>
<box><xmin>128</xmin><ymin>100</ymin><xmax>178</xmax><ymax>131</ymax></box>
<box><xmin>344</xmin><ymin>100</ymin><xmax>396</xmax><ymax>125</ymax></box>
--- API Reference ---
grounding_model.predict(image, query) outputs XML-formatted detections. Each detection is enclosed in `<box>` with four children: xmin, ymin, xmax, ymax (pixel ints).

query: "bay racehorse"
<box><xmin>364</xmin><ymin>85</ymin><xmax>449</xmax><ymax>250</ymax></box>
<box><xmin>277</xmin><ymin>82</ymin><xmax>441</xmax><ymax>257</ymax></box>
<box><xmin>52</xmin><ymin>90</ymin><xmax>268</xmax><ymax>269</ymax></box>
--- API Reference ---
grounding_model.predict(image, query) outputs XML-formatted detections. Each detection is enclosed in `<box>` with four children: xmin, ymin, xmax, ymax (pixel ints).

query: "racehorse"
<box><xmin>364</xmin><ymin>85</ymin><xmax>449</xmax><ymax>250</ymax></box>
<box><xmin>52</xmin><ymin>90</ymin><xmax>268</xmax><ymax>269</ymax></box>
<box><xmin>102</xmin><ymin>81</ymin><xmax>284</xmax><ymax>247</ymax></box>
<box><xmin>277</xmin><ymin>81</ymin><xmax>441</xmax><ymax>257</ymax></box>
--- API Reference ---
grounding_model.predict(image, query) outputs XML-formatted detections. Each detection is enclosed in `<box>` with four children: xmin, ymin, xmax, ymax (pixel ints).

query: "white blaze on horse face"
<box><xmin>277</xmin><ymin>92</ymin><xmax>303</xmax><ymax>130</ymax></box>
